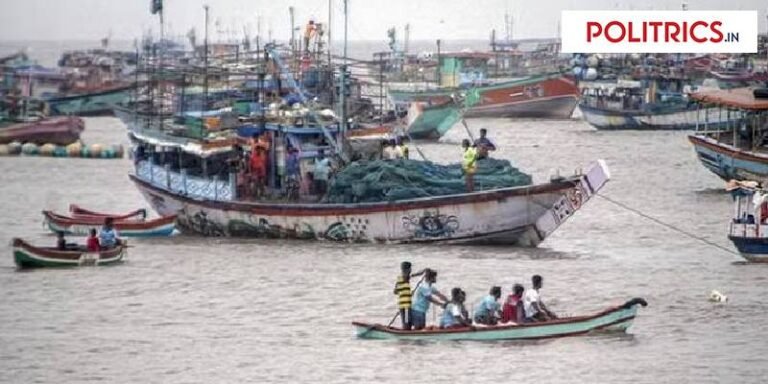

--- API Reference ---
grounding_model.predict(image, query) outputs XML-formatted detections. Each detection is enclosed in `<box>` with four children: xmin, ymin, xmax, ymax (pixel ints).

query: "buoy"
<box><xmin>39</xmin><ymin>143</ymin><xmax>56</xmax><ymax>156</ymax></box>
<box><xmin>8</xmin><ymin>141</ymin><xmax>22</xmax><ymax>155</ymax></box>
<box><xmin>111</xmin><ymin>144</ymin><xmax>124</xmax><ymax>158</ymax></box>
<box><xmin>0</xmin><ymin>144</ymin><xmax>9</xmax><ymax>156</ymax></box>
<box><xmin>66</xmin><ymin>142</ymin><xmax>82</xmax><ymax>157</ymax></box>
<box><xmin>21</xmin><ymin>142</ymin><xmax>38</xmax><ymax>155</ymax></box>
<box><xmin>709</xmin><ymin>290</ymin><xmax>728</xmax><ymax>303</ymax></box>
<box><xmin>53</xmin><ymin>146</ymin><xmax>67</xmax><ymax>157</ymax></box>
<box><xmin>89</xmin><ymin>144</ymin><xmax>103</xmax><ymax>158</ymax></box>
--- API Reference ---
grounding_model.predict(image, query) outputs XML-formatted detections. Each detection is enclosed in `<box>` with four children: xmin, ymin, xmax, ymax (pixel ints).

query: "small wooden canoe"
<box><xmin>68</xmin><ymin>204</ymin><xmax>148</xmax><ymax>221</ymax></box>
<box><xmin>353</xmin><ymin>298</ymin><xmax>647</xmax><ymax>341</ymax></box>
<box><xmin>42</xmin><ymin>210</ymin><xmax>176</xmax><ymax>237</ymax></box>
<box><xmin>12</xmin><ymin>238</ymin><xmax>125</xmax><ymax>268</ymax></box>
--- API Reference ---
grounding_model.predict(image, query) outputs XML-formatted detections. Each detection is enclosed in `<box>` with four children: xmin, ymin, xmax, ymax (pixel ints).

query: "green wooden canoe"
<box><xmin>12</xmin><ymin>238</ymin><xmax>126</xmax><ymax>268</ymax></box>
<box><xmin>353</xmin><ymin>298</ymin><xmax>647</xmax><ymax>341</ymax></box>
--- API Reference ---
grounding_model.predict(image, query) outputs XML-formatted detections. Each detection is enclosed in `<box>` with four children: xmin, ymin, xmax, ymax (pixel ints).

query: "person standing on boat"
<box><xmin>303</xmin><ymin>19</ymin><xmax>317</xmax><ymax>53</ymax></box>
<box><xmin>473</xmin><ymin>286</ymin><xmax>503</xmax><ymax>325</ymax></box>
<box><xmin>523</xmin><ymin>275</ymin><xmax>557</xmax><ymax>322</ymax></box>
<box><xmin>461</xmin><ymin>139</ymin><xmax>478</xmax><ymax>192</ymax></box>
<box><xmin>98</xmin><ymin>217</ymin><xmax>121</xmax><ymax>249</ymax></box>
<box><xmin>440</xmin><ymin>287</ymin><xmax>472</xmax><ymax>329</ymax></box>
<box><xmin>396</xmin><ymin>136</ymin><xmax>409</xmax><ymax>160</ymax></box>
<box><xmin>313</xmin><ymin>150</ymin><xmax>331</xmax><ymax>197</ymax></box>
<box><xmin>474</xmin><ymin>128</ymin><xmax>496</xmax><ymax>160</ymax></box>
<box><xmin>411</xmin><ymin>269</ymin><xmax>448</xmax><ymax>330</ymax></box>
<box><xmin>393</xmin><ymin>261</ymin><xmax>425</xmax><ymax>330</ymax></box>
<box><xmin>501</xmin><ymin>284</ymin><xmax>525</xmax><ymax>324</ymax></box>
<box><xmin>86</xmin><ymin>228</ymin><xmax>100</xmax><ymax>252</ymax></box>
<box><xmin>284</xmin><ymin>146</ymin><xmax>301</xmax><ymax>201</ymax></box>
<box><xmin>250</xmin><ymin>146</ymin><xmax>268</xmax><ymax>199</ymax></box>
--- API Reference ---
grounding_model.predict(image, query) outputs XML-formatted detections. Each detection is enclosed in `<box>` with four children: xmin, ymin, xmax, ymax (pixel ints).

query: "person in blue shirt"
<box><xmin>473</xmin><ymin>128</ymin><xmax>496</xmax><ymax>160</ymax></box>
<box><xmin>473</xmin><ymin>286</ymin><xmax>503</xmax><ymax>325</ymax></box>
<box><xmin>440</xmin><ymin>287</ymin><xmax>471</xmax><ymax>329</ymax></box>
<box><xmin>411</xmin><ymin>269</ymin><xmax>448</xmax><ymax>330</ymax></box>
<box><xmin>98</xmin><ymin>217</ymin><xmax>121</xmax><ymax>249</ymax></box>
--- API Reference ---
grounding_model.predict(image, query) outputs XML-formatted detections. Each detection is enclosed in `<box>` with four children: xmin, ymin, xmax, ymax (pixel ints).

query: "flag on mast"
<box><xmin>151</xmin><ymin>0</ymin><xmax>163</xmax><ymax>15</ymax></box>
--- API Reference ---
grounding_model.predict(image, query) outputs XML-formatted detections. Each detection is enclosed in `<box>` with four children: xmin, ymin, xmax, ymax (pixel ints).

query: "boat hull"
<box><xmin>129</xmin><ymin>160</ymin><xmax>610</xmax><ymax>245</ymax></box>
<box><xmin>728</xmin><ymin>236</ymin><xmax>768</xmax><ymax>262</ymax></box>
<box><xmin>0</xmin><ymin>116</ymin><xmax>84</xmax><ymax>145</ymax></box>
<box><xmin>353</xmin><ymin>299</ymin><xmax>646</xmax><ymax>341</ymax></box>
<box><xmin>407</xmin><ymin>102</ymin><xmax>462</xmax><ymax>139</ymax></box>
<box><xmin>465</xmin><ymin>94</ymin><xmax>578</xmax><ymax>119</ymax></box>
<box><xmin>390</xmin><ymin>75</ymin><xmax>579</xmax><ymax>120</ymax></box>
<box><xmin>47</xmin><ymin>85</ymin><xmax>133</xmax><ymax>116</ymax></box>
<box><xmin>42</xmin><ymin>211</ymin><xmax>176</xmax><ymax>237</ymax></box>
<box><xmin>579</xmin><ymin>102</ymin><xmax>738</xmax><ymax>131</ymax></box>
<box><xmin>688</xmin><ymin>135</ymin><xmax>768</xmax><ymax>183</ymax></box>
<box><xmin>12</xmin><ymin>238</ymin><xmax>125</xmax><ymax>268</ymax></box>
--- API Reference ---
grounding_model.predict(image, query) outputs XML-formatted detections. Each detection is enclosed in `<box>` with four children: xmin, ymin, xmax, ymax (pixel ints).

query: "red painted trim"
<box><xmin>12</xmin><ymin>238</ymin><xmax>124</xmax><ymax>259</ymax></box>
<box><xmin>689</xmin><ymin>135</ymin><xmax>768</xmax><ymax>164</ymax></box>
<box><xmin>43</xmin><ymin>211</ymin><xmax>175</xmax><ymax>230</ymax></box>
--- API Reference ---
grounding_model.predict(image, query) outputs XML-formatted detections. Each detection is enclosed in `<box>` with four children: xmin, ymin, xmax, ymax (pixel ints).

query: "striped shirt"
<box><xmin>395</xmin><ymin>276</ymin><xmax>412</xmax><ymax>309</ymax></box>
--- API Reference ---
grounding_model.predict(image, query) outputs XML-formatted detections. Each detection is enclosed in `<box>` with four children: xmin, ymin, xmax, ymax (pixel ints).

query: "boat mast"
<box><xmin>340</xmin><ymin>0</ymin><xmax>348</xmax><ymax>136</ymax></box>
<box><xmin>327</xmin><ymin>0</ymin><xmax>332</xmax><ymax>66</ymax></box>
<box><xmin>203</xmin><ymin>5</ymin><xmax>209</xmax><ymax>115</ymax></box>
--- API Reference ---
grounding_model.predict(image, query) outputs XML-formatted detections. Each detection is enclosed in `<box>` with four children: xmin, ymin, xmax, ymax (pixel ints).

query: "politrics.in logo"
<box><xmin>561</xmin><ymin>10</ymin><xmax>758</xmax><ymax>53</ymax></box>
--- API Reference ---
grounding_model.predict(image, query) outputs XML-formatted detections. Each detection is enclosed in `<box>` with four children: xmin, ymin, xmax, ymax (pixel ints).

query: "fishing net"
<box><xmin>325</xmin><ymin>158</ymin><xmax>532</xmax><ymax>203</ymax></box>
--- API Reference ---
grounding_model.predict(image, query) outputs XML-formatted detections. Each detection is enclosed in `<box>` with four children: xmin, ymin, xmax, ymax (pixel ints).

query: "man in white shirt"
<box><xmin>523</xmin><ymin>275</ymin><xmax>557</xmax><ymax>322</ymax></box>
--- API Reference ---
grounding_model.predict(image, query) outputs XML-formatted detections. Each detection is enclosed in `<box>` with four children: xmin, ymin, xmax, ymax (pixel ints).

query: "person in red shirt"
<box><xmin>250</xmin><ymin>146</ymin><xmax>267</xmax><ymax>198</ymax></box>
<box><xmin>501</xmin><ymin>284</ymin><xmax>525</xmax><ymax>324</ymax></box>
<box><xmin>86</xmin><ymin>228</ymin><xmax>100</xmax><ymax>252</ymax></box>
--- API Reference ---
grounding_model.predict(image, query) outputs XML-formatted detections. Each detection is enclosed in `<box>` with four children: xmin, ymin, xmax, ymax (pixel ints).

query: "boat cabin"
<box><xmin>438</xmin><ymin>53</ymin><xmax>492</xmax><ymax>88</ymax></box>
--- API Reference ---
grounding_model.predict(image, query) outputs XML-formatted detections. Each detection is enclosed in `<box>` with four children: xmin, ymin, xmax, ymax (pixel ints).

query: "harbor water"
<box><xmin>1</xmin><ymin>114</ymin><xmax>767</xmax><ymax>383</ymax></box>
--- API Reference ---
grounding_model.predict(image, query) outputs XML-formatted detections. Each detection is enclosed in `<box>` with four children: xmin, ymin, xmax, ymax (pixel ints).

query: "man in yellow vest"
<box><xmin>461</xmin><ymin>139</ymin><xmax>478</xmax><ymax>192</ymax></box>
<box><xmin>393</xmin><ymin>261</ymin><xmax>425</xmax><ymax>330</ymax></box>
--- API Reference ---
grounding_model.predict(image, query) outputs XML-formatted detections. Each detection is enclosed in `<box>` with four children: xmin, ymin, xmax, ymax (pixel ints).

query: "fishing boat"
<box><xmin>390</xmin><ymin>73</ymin><xmax>579</xmax><ymax>119</ymax></box>
<box><xmin>46</xmin><ymin>84</ymin><xmax>134</xmax><ymax>116</ymax></box>
<box><xmin>68</xmin><ymin>204</ymin><xmax>148</xmax><ymax>221</ymax></box>
<box><xmin>0</xmin><ymin>116</ymin><xmax>84</xmax><ymax>145</ymax></box>
<box><xmin>12</xmin><ymin>238</ymin><xmax>126</xmax><ymax>268</ymax></box>
<box><xmin>123</xmin><ymin>32</ymin><xmax>608</xmax><ymax>244</ymax></box>
<box><xmin>353</xmin><ymin>298</ymin><xmax>647</xmax><ymax>341</ymax></box>
<box><xmin>579</xmin><ymin>79</ymin><xmax>735</xmax><ymax>131</ymax></box>
<box><xmin>727</xmin><ymin>182</ymin><xmax>768</xmax><ymax>262</ymax></box>
<box><xmin>42</xmin><ymin>210</ymin><xmax>176</xmax><ymax>237</ymax></box>
<box><xmin>688</xmin><ymin>87</ymin><xmax>768</xmax><ymax>182</ymax></box>
<box><xmin>405</xmin><ymin>100</ymin><xmax>462</xmax><ymax>139</ymax></box>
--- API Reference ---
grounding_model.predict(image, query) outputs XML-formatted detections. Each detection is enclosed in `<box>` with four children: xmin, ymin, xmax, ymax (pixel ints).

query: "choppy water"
<box><xmin>2</xmin><ymin>114</ymin><xmax>768</xmax><ymax>383</ymax></box>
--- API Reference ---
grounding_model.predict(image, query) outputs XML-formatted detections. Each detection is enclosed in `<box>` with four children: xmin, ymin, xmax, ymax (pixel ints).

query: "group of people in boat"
<box><xmin>461</xmin><ymin>128</ymin><xmax>497</xmax><ymax>192</ymax></box>
<box><xmin>228</xmin><ymin>133</ymin><xmax>337</xmax><ymax>202</ymax></box>
<box><xmin>56</xmin><ymin>217</ymin><xmax>123</xmax><ymax>252</ymax></box>
<box><xmin>395</xmin><ymin>261</ymin><xmax>556</xmax><ymax>330</ymax></box>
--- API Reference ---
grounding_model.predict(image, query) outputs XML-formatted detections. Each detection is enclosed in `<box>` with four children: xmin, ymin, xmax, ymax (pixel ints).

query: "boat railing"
<box><xmin>729</xmin><ymin>221</ymin><xmax>766</xmax><ymax>238</ymax></box>
<box><xmin>135</xmin><ymin>160</ymin><xmax>235</xmax><ymax>201</ymax></box>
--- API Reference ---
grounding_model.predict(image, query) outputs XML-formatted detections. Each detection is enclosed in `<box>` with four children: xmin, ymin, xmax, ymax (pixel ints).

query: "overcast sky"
<box><xmin>0</xmin><ymin>0</ymin><xmax>766</xmax><ymax>42</ymax></box>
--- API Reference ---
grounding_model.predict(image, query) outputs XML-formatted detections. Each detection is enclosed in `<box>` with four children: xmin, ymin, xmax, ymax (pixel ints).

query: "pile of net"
<box><xmin>325</xmin><ymin>158</ymin><xmax>532</xmax><ymax>203</ymax></box>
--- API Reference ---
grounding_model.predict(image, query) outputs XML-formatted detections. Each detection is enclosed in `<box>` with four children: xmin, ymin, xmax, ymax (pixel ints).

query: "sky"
<box><xmin>0</xmin><ymin>0</ymin><xmax>766</xmax><ymax>43</ymax></box>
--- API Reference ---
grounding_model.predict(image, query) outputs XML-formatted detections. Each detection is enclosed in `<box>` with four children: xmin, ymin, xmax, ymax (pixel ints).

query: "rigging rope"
<box><xmin>595</xmin><ymin>192</ymin><xmax>740</xmax><ymax>256</ymax></box>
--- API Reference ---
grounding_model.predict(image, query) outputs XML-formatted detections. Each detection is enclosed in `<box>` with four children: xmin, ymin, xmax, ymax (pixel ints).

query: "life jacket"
<box><xmin>395</xmin><ymin>276</ymin><xmax>412</xmax><ymax>309</ymax></box>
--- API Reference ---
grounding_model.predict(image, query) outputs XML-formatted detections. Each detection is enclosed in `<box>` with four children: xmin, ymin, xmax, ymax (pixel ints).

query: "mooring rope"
<box><xmin>596</xmin><ymin>192</ymin><xmax>741</xmax><ymax>257</ymax></box>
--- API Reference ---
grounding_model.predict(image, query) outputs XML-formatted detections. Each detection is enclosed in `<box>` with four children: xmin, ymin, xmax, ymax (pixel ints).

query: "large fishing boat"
<box><xmin>579</xmin><ymin>79</ymin><xmax>736</xmax><ymax>130</ymax></box>
<box><xmin>688</xmin><ymin>87</ymin><xmax>768</xmax><ymax>182</ymax></box>
<box><xmin>390</xmin><ymin>73</ymin><xmax>579</xmax><ymax>119</ymax></box>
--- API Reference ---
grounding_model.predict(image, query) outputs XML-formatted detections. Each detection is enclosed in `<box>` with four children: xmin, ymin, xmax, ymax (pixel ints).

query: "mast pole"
<box><xmin>340</xmin><ymin>0</ymin><xmax>348</xmax><ymax>136</ymax></box>
<box><xmin>204</xmin><ymin>5</ymin><xmax>209</xmax><ymax>115</ymax></box>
